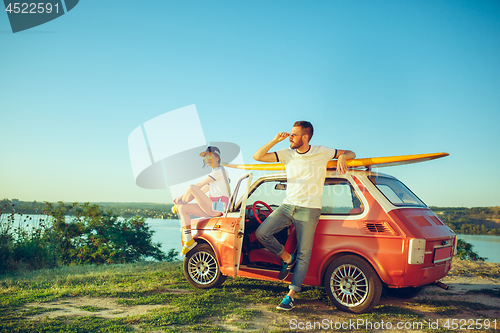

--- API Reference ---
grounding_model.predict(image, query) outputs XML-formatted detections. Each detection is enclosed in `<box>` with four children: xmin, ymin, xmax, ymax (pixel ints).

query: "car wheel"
<box><xmin>386</xmin><ymin>286</ymin><xmax>424</xmax><ymax>299</ymax></box>
<box><xmin>183</xmin><ymin>243</ymin><xmax>227</xmax><ymax>289</ymax></box>
<box><xmin>324</xmin><ymin>255</ymin><xmax>382</xmax><ymax>313</ymax></box>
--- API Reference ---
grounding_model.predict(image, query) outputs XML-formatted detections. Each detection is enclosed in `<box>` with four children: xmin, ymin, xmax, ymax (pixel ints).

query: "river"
<box><xmin>148</xmin><ymin>218</ymin><xmax>182</xmax><ymax>258</ymax></box>
<box><xmin>455</xmin><ymin>234</ymin><xmax>500</xmax><ymax>263</ymax></box>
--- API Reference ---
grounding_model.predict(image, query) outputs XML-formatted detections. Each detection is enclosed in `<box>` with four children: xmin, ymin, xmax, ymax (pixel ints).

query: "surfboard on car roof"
<box><xmin>224</xmin><ymin>152</ymin><xmax>449</xmax><ymax>171</ymax></box>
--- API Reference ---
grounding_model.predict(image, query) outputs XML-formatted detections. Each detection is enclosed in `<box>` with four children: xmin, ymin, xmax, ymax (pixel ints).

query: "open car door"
<box><xmin>225</xmin><ymin>172</ymin><xmax>253</xmax><ymax>277</ymax></box>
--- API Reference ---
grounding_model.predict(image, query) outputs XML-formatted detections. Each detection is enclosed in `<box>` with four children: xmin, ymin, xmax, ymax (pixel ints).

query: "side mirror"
<box><xmin>275</xmin><ymin>183</ymin><xmax>287</xmax><ymax>190</ymax></box>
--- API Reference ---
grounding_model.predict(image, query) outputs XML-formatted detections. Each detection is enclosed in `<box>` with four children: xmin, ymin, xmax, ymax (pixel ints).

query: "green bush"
<box><xmin>44</xmin><ymin>202</ymin><xmax>169</xmax><ymax>265</ymax></box>
<box><xmin>0</xmin><ymin>231</ymin><xmax>13</xmax><ymax>274</ymax></box>
<box><xmin>0</xmin><ymin>201</ymin><xmax>178</xmax><ymax>274</ymax></box>
<box><xmin>0</xmin><ymin>212</ymin><xmax>58</xmax><ymax>274</ymax></box>
<box><xmin>455</xmin><ymin>239</ymin><xmax>487</xmax><ymax>261</ymax></box>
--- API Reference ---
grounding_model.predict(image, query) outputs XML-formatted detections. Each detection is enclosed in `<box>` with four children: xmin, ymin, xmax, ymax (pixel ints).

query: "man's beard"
<box><xmin>290</xmin><ymin>138</ymin><xmax>303</xmax><ymax>149</ymax></box>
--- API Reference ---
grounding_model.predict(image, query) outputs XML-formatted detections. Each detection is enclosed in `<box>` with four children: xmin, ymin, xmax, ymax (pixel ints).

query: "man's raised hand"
<box><xmin>274</xmin><ymin>132</ymin><xmax>290</xmax><ymax>142</ymax></box>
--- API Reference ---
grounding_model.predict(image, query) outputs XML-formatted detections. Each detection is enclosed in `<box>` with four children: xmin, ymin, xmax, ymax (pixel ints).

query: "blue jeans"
<box><xmin>255</xmin><ymin>204</ymin><xmax>321</xmax><ymax>292</ymax></box>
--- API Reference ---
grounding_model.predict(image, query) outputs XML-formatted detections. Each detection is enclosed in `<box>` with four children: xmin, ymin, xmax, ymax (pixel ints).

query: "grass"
<box><xmin>76</xmin><ymin>305</ymin><xmax>108</xmax><ymax>312</ymax></box>
<box><xmin>466</xmin><ymin>288</ymin><xmax>500</xmax><ymax>298</ymax></box>
<box><xmin>0</xmin><ymin>261</ymin><xmax>277</xmax><ymax>332</ymax></box>
<box><xmin>447</xmin><ymin>258</ymin><xmax>500</xmax><ymax>277</ymax></box>
<box><xmin>410</xmin><ymin>298</ymin><xmax>497</xmax><ymax>316</ymax></box>
<box><xmin>1</xmin><ymin>259</ymin><xmax>499</xmax><ymax>332</ymax></box>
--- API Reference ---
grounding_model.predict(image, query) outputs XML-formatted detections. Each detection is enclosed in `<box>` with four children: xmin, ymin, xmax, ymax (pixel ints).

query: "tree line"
<box><xmin>0</xmin><ymin>199</ymin><xmax>177</xmax><ymax>220</ymax></box>
<box><xmin>430</xmin><ymin>206</ymin><xmax>500</xmax><ymax>236</ymax></box>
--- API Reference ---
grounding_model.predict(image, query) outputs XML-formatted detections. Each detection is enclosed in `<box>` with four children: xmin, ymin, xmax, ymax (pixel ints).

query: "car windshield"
<box><xmin>368</xmin><ymin>176</ymin><xmax>426</xmax><ymax>207</ymax></box>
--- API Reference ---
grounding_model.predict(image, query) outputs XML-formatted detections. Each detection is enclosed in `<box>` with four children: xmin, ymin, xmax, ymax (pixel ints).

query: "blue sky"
<box><xmin>1</xmin><ymin>0</ymin><xmax>499</xmax><ymax>207</ymax></box>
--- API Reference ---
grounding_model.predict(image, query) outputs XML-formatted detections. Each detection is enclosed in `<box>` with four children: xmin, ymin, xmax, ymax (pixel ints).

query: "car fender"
<box><xmin>317</xmin><ymin>248</ymin><xmax>390</xmax><ymax>287</ymax></box>
<box><xmin>189</xmin><ymin>233</ymin><xmax>229</xmax><ymax>275</ymax></box>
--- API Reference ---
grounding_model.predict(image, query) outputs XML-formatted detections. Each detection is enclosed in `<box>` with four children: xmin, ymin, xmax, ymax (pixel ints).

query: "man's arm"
<box><xmin>253</xmin><ymin>132</ymin><xmax>289</xmax><ymax>162</ymax></box>
<box><xmin>336</xmin><ymin>149</ymin><xmax>356</xmax><ymax>174</ymax></box>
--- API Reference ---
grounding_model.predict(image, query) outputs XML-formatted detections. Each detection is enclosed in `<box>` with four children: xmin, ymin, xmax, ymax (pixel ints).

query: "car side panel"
<box><xmin>388</xmin><ymin>209</ymin><xmax>454</xmax><ymax>286</ymax></box>
<box><xmin>304</xmin><ymin>178</ymin><xmax>406</xmax><ymax>286</ymax></box>
<box><xmin>194</xmin><ymin>217</ymin><xmax>240</xmax><ymax>277</ymax></box>
<box><xmin>217</xmin><ymin>217</ymin><xmax>241</xmax><ymax>277</ymax></box>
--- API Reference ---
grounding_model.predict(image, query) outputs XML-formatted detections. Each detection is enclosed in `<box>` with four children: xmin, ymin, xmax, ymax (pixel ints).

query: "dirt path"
<box><xmin>24</xmin><ymin>288</ymin><xmax>192</xmax><ymax>320</ymax></box>
<box><xmin>237</xmin><ymin>276</ymin><xmax>500</xmax><ymax>332</ymax></box>
<box><xmin>23</xmin><ymin>276</ymin><xmax>499</xmax><ymax>332</ymax></box>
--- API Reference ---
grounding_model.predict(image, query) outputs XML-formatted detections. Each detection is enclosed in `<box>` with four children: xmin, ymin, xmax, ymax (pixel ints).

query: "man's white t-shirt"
<box><xmin>276</xmin><ymin>145</ymin><xmax>337</xmax><ymax>209</ymax></box>
<box><xmin>208</xmin><ymin>167</ymin><xmax>230</xmax><ymax>198</ymax></box>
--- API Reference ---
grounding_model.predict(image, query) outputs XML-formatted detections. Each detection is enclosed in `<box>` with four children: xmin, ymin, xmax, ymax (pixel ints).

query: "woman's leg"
<box><xmin>178</xmin><ymin>203</ymin><xmax>207</xmax><ymax>228</ymax></box>
<box><xmin>180</xmin><ymin>191</ymin><xmax>194</xmax><ymax>204</ymax></box>
<box><xmin>178</xmin><ymin>203</ymin><xmax>207</xmax><ymax>253</ymax></box>
<box><xmin>177</xmin><ymin>185</ymin><xmax>220</xmax><ymax>254</ymax></box>
<box><xmin>182</xmin><ymin>185</ymin><xmax>220</xmax><ymax>216</ymax></box>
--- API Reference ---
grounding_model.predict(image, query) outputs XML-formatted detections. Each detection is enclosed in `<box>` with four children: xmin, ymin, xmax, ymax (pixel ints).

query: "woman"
<box><xmin>173</xmin><ymin>146</ymin><xmax>230</xmax><ymax>255</ymax></box>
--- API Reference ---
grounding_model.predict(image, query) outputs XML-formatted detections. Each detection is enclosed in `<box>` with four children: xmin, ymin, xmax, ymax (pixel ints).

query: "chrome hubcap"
<box><xmin>330</xmin><ymin>264</ymin><xmax>368</xmax><ymax>307</ymax></box>
<box><xmin>188</xmin><ymin>251</ymin><xmax>218</xmax><ymax>285</ymax></box>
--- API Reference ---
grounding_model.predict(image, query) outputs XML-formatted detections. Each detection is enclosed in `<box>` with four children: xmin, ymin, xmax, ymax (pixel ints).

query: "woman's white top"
<box><xmin>207</xmin><ymin>167</ymin><xmax>230</xmax><ymax>198</ymax></box>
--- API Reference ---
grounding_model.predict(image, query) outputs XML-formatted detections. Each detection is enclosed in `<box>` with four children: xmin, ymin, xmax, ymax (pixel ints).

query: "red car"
<box><xmin>182</xmin><ymin>169</ymin><xmax>456</xmax><ymax>313</ymax></box>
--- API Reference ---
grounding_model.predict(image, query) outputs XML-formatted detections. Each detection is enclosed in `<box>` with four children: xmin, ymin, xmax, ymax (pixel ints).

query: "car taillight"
<box><xmin>408</xmin><ymin>239</ymin><xmax>425</xmax><ymax>265</ymax></box>
<box><xmin>453</xmin><ymin>236</ymin><xmax>457</xmax><ymax>256</ymax></box>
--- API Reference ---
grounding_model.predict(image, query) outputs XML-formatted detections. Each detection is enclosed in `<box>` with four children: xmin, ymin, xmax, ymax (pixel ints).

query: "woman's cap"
<box><xmin>200</xmin><ymin>146</ymin><xmax>221</xmax><ymax>157</ymax></box>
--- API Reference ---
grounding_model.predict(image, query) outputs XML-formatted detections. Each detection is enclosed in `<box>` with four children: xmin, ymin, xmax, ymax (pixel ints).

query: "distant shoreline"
<box><xmin>2</xmin><ymin>199</ymin><xmax>499</xmax><ymax>234</ymax></box>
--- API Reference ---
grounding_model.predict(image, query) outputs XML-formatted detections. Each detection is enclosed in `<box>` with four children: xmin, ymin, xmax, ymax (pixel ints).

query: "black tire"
<box><xmin>323</xmin><ymin>255</ymin><xmax>382</xmax><ymax>313</ymax></box>
<box><xmin>386</xmin><ymin>286</ymin><xmax>424</xmax><ymax>299</ymax></box>
<box><xmin>183</xmin><ymin>243</ymin><xmax>227</xmax><ymax>289</ymax></box>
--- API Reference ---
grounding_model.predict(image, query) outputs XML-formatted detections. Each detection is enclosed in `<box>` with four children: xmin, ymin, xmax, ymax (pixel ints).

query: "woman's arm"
<box><xmin>200</xmin><ymin>185</ymin><xmax>209</xmax><ymax>193</ymax></box>
<box><xmin>173</xmin><ymin>176</ymin><xmax>214</xmax><ymax>204</ymax></box>
<box><xmin>195</xmin><ymin>176</ymin><xmax>214</xmax><ymax>189</ymax></box>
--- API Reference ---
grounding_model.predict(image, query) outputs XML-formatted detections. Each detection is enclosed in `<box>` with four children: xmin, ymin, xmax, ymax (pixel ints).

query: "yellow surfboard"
<box><xmin>224</xmin><ymin>152</ymin><xmax>449</xmax><ymax>171</ymax></box>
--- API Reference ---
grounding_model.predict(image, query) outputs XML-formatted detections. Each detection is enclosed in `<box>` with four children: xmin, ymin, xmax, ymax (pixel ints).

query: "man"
<box><xmin>253</xmin><ymin>121</ymin><xmax>356</xmax><ymax>311</ymax></box>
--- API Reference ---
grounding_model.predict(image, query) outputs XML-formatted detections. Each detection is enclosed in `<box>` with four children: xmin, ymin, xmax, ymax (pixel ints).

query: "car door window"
<box><xmin>321</xmin><ymin>179</ymin><xmax>363</xmax><ymax>215</ymax></box>
<box><xmin>246</xmin><ymin>180</ymin><xmax>287</xmax><ymax>208</ymax></box>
